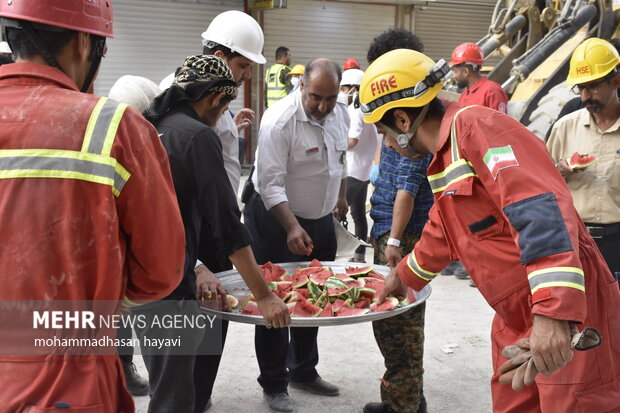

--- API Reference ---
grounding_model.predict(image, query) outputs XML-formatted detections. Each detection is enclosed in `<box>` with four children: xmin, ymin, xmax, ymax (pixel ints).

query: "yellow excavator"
<box><xmin>470</xmin><ymin>0</ymin><xmax>619</xmax><ymax>137</ymax></box>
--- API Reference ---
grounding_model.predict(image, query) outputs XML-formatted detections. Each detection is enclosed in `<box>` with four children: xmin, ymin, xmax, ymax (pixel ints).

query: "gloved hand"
<box><xmin>498</xmin><ymin>326</ymin><xmax>602</xmax><ymax>392</ymax></box>
<box><xmin>369</xmin><ymin>164</ymin><xmax>379</xmax><ymax>185</ymax></box>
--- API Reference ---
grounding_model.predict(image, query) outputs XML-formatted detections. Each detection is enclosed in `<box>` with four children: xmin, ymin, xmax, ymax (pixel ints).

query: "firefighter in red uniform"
<box><xmin>450</xmin><ymin>42</ymin><xmax>508</xmax><ymax>114</ymax></box>
<box><xmin>357</xmin><ymin>49</ymin><xmax>620</xmax><ymax>412</ymax></box>
<box><xmin>0</xmin><ymin>1</ymin><xmax>185</xmax><ymax>412</ymax></box>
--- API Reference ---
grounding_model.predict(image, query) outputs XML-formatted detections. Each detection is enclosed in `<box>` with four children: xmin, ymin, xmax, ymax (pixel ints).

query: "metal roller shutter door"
<box><xmin>261</xmin><ymin>0</ymin><xmax>397</xmax><ymax>71</ymax></box>
<box><xmin>412</xmin><ymin>1</ymin><xmax>496</xmax><ymax>62</ymax></box>
<box><xmin>95</xmin><ymin>0</ymin><xmax>245</xmax><ymax>112</ymax></box>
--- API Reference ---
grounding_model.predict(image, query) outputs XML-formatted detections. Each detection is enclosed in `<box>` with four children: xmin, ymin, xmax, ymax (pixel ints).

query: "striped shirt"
<box><xmin>370</xmin><ymin>142</ymin><xmax>434</xmax><ymax>239</ymax></box>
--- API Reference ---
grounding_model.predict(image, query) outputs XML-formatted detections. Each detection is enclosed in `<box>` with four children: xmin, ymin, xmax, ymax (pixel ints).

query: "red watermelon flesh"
<box><xmin>370</xmin><ymin>297</ymin><xmax>400</xmax><ymax>312</ymax></box>
<box><xmin>337</xmin><ymin>307</ymin><xmax>369</xmax><ymax>316</ymax></box>
<box><xmin>354</xmin><ymin>298</ymin><xmax>371</xmax><ymax>309</ymax></box>
<box><xmin>241</xmin><ymin>300</ymin><xmax>261</xmax><ymax>315</ymax></box>
<box><xmin>319</xmin><ymin>302</ymin><xmax>334</xmax><ymax>317</ymax></box>
<box><xmin>292</xmin><ymin>272</ymin><xmax>309</xmax><ymax>289</ymax></box>
<box><xmin>345</xmin><ymin>265</ymin><xmax>373</xmax><ymax>277</ymax></box>
<box><xmin>309</xmin><ymin>269</ymin><xmax>334</xmax><ymax>286</ymax></box>
<box><xmin>361</xmin><ymin>278</ymin><xmax>384</xmax><ymax>297</ymax></box>
<box><xmin>327</xmin><ymin>286</ymin><xmax>352</xmax><ymax>297</ymax></box>
<box><xmin>366</xmin><ymin>270</ymin><xmax>385</xmax><ymax>281</ymax></box>
<box><xmin>260</xmin><ymin>261</ymin><xmax>287</xmax><ymax>282</ymax></box>
<box><xmin>292</xmin><ymin>289</ymin><xmax>309</xmax><ymax>300</ymax></box>
<box><xmin>286</xmin><ymin>302</ymin><xmax>297</xmax><ymax>314</ymax></box>
<box><xmin>345</xmin><ymin>279</ymin><xmax>364</xmax><ymax>289</ymax></box>
<box><xmin>334</xmin><ymin>273</ymin><xmax>355</xmax><ymax>282</ymax></box>
<box><xmin>291</xmin><ymin>297</ymin><xmax>322</xmax><ymax>317</ymax></box>
<box><xmin>568</xmin><ymin>152</ymin><xmax>597</xmax><ymax>170</ymax></box>
<box><xmin>308</xmin><ymin>259</ymin><xmax>323</xmax><ymax>267</ymax></box>
<box><xmin>331</xmin><ymin>299</ymin><xmax>347</xmax><ymax>312</ymax></box>
<box><xmin>274</xmin><ymin>281</ymin><xmax>292</xmax><ymax>299</ymax></box>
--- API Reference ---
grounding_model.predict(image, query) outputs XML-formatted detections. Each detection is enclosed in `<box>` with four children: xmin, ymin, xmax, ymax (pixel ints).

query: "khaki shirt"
<box><xmin>547</xmin><ymin>108</ymin><xmax>620</xmax><ymax>224</ymax></box>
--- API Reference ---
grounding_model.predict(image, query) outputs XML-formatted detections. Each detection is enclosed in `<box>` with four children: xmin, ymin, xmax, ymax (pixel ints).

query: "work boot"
<box><xmin>290</xmin><ymin>376</ymin><xmax>339</xmax><ymax>396</ymax></box>
<box><xmin>453</xmin><ymin>261</ymin><xmax>470</xmax><ymax>280</ymax></box>
<box><xmin>121</xmin><ymin>360</ymin><xmax>149</xmax><ymax>396</ymax></box>
<box><xmin>441</xmin><ymin>261</ymin><xmax>457</xmax><ymax>275</ymax></box>
<box><xmin>264</xmin><ymin>392</ymin><xmax>297</xmax><ymax>412</ymax></box>
<box><xmin>363</xmin><ymin>402</ymin><xmax>398</xmax><ymax>413</ymax></box>
<box><xmin>363</xmin><ymin>396</ymin><xmax>427</xmax><ymax>413</ymax></box>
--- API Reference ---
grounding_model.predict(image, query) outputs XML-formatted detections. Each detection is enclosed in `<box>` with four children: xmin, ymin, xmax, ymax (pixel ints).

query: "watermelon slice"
<box><xmin>319</xmin><ymin>302</ymin><xmax>334</xmax><ymax>317</ymax></box>
<box><xmin>360</xmin><ymin>278</ymin><xmax>385</xmax><ymax>298</ymax></box>
<box><xmin>260</xmin><ymin>262</ymin><xmax>287</xmax><ymax>282</ymax></box>
<box><xmin>337</xmin><ymin>307</ymin><xmax>370</xmax><ymax>316</ymax></box>
<box><xmin>286</xmin><ymin>302</ymin><xmax>297</xmax><ymax>314</ymax></box>
<box><xmin>292</xmin><ymin>272</ymin><xmax>309</xmax><ymax>289</ymax></box>
<box><xmin>370</xmin><ymin>297</ymin><xmax>400</xmax><ymax>312</ymax></box>
<box><xmin>345</xmin><ymin>265</ymin><xmax>374</xmax><ymax>277</ymax></box>
<box><xmin>366</xmin><ymin>270</ymin><xmax>385</xmax><ymax>281</ymax></box>
<box><xmin>291</xmin><ymin>297</ymin><xmax>322</xmax><ymax>317</ymax></box>
<box><xmin>334</xmin><ymin>273</ymin><xmax>356</xmax><ymax>282</ymax></box>
<box><xmin>309</xmin><ymin>269</ymin><xmax>334</xmax><ymax>286</ymax></box>
<box><xmin>241</xmin><ymin>300</ymin><xmax>261</xmax><ymax>315</ymax></box>
<box><xmin>308</xmin><ymin>259</ymin><xmax>323</xmax><ymax>267</ymax></box>
<box><xmin>358</xmin><ymin>287</ymin><xmax>377</xmax><ymax>300</ymax></box>
<box><xmin>225</xmin><ymin>295</ymin><xmax>239</xmax><ymax>311</ymax></box>
<box><xmin>275</xmin><ymin>281</ymin><xmax>292</xmax><ymax>298</ymax></box>
<box><xmin>307</xmin><ymin>281</ymin><xmax>322</xmax><ymax>300</ymax></box>
<box><xmin>354</xmin><ymin>298</ymin><xmax>371</xmax><ymax>308</ymax></box>
<box><xmin>331</xmin><ymin>299</ymin><xmax>347</xmax><ymax>312</ymax></box>
<box><xmin>345</xmin><ymin>278</ymin><xmax>365</xmax><ymax>289</ymax></box>
<box><xmin>568</xmin><ymin>152</ymin><xmax>597</xmax><ymax>170</ymax></box>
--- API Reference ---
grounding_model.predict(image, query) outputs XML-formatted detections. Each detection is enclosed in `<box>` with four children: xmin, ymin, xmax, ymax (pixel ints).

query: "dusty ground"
<box><xmin>133</xmin><ymin>273</ymin><xmax>495</xmax><ymax>413</ymax></box>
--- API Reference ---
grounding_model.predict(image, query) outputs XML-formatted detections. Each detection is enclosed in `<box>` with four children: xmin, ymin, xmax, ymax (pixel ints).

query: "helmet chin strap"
<box><xmin>81</xmin><ymin>36</ymin><xmax>106</xmax><ymax>93</ymax></box>
<box><xmin>396</xmin><ymin>103</ymin><xmax>429</xmax><ymax>151</ymax></box>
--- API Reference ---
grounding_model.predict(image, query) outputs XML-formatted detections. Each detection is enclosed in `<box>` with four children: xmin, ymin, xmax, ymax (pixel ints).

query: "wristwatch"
<box><xmin>387</xmin><ymin>237</ymin><xmax>401</xmax><ymax>247</ymax></box>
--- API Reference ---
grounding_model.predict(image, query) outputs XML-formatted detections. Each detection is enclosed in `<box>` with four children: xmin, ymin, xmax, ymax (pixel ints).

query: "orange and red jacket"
<box><xmin>458</xmin><ymin>77</ymin><xmax>508</xmax><ymax>114</ymax></box>
<box><xmin>397</xmin><ymin>104</ymin><xmax>593</xmax><ymax>331</ymax></box>
<box><xmin>0</xmin><ymin>63</ymin><xmax>185</xmax><ymax>412</ymax></box>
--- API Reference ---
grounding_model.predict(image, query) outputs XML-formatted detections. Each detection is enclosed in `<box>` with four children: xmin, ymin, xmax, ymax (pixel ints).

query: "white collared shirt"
<box><xmin>346</xmin><ymin>104</ymin><xmax>380</xmax><ymax>181</ymax></box>
<box><xmin>214</xmin><ymin>111</ymin><xmax>241</xmax><ymax>194</ymax></box>
<box><xmin>253</xmin><ymin>91</ymin><xmax>349</xmax><ymax>219</ymax></box>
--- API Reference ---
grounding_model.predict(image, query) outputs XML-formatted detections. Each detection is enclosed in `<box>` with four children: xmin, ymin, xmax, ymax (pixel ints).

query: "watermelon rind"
<box><xmin>370</xmin><ymin>297</ymin><xmax>400</xmax><ymax>312</ymax></box>
<box><xmin>226</xmin><ymin>295</ymin><xmax>239</xmax><ymax>311</ymax></box>
<box><xmin>344</xmin><ymin>265</ymin><xmax>374</xmax><ymax>277</ymax></box>
<box><xmin>307</xmin><ymin>281</ymin><xmax>322</xmax><ymax>300</ymax></box>
<box><xmin>241</xmin><ymin>300</ymin><xmax>261</xmax><ymax>315</ymax></box>
<box><xmin>568</xmin><ymin>152</ymin><xmax>597</xmax><ymax>170</ymax></box>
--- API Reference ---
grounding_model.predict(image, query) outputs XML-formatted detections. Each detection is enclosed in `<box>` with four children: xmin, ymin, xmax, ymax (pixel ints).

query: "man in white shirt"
<box><xmin>341</xmin><ymin>69</ymin><xmax>381</xmax><ymax>262</ymax></box>
<box><xmin>244</xmin><ymin>58</ymin><xmax>349</xmax><ymax>412</ymax></box>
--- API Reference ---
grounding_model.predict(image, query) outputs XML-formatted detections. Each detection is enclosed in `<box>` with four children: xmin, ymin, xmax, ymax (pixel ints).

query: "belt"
<box><xmin>585</xmin><ymin>223</ymin><xmax>620</xmax><ymax>239</ymax></box>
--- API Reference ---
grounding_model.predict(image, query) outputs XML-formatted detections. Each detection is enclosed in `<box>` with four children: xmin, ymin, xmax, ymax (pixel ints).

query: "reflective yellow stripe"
<box><xmin>81</xmin><ymin>97</ymin><xmax>107</xmax><ymax>153</ymax></box>
<box><xmin>450</xmin><ymin>105</ymin><xmax>476</xmax><ymax>163</ymax></box>
<box><xmin>407</xmin><ymin>251</ymin><xmax>439</xmax><ymax>282</ymax></box>
<box><xmin>100</xmin><ymin>103</ymin><xmax>127</xmax><ymax>157</ymax></box>
<box><xmin>428</xmin><ymin>158</ymin><xmax>478</xmax><ymax>193</ymax></box>
<box><xmin>0</xmin><ymin>149</ymin><xmax>130</xmax><ymax>197</ymax></box>
<box><xmin>528</xmin><ymin>267</ymin><xmax>585</xmax><ymax>294</ymax></box>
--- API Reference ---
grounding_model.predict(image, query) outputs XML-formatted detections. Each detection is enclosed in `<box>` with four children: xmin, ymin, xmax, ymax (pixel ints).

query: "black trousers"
<box><xmin>346</xmin><ymin>176</ymin><xmax>370</xmax><ymax>256</ymax></box>
<box><xmin>133</xmin><ymin>300</ymin><xmax>226</xmax><ymax>413</ymax></box>
<box><xmin>590</xmin><ymin>230</ymin><xmax>620</xmax><ymax>280</ymax></box>
<box><xmin>244</xmin><ymin>193</ymin><xmax>337</xmax><ymax>394</ymax></box>
<box><xmin>117</xmin><ymin>323</ymin><xmax>134</xmax><ymax>363</ymax></box>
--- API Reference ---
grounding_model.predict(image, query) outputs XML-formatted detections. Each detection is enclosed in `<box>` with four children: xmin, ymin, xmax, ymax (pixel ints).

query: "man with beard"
<box><xmin>450</xmin><ymin>42</ymin><xmax>508</xmax><ymax>114</ymax></box>
<box><xmin>547</xmin><ymin>37</ymin><xmax>620</xmax><ymax>280</ymax></box>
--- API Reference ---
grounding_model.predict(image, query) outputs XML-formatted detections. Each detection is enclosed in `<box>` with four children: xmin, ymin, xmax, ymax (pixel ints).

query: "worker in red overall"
<box><xmin>357</xmin><ymin>48</ymin><xmax>620</xmax><ymax>412</ymax></box>
<box><xmin>0</xmin><ymin>1</ymin><xmax>185</xmax><ymax>411</ymax></box>
<box><xmin>450</xmin><ymin>42</ymin><xmax>508</xmax><ymax>114</ymax></box>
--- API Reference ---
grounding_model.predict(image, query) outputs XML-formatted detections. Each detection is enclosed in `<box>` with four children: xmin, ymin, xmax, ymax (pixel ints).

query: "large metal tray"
<box><xmin>202</xmin><ymin>261</ymin><xmax>431</xmax><ymax>327</ymax></box>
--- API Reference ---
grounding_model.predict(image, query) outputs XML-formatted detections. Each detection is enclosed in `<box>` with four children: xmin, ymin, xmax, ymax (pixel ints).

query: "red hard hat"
<box><xmin>0</xmin><ymin>0</ymin><xmax>113</xmax><ymax>38</ymax></box>
<box><xmin>343</xmin><ymin>57</ymin><xmax>360</xmax><ymax>70</ymax></box>
<box><xmin>449</xmin><ymin>43</ymin><xmax>484</xmax><ymax>66</ymax></box>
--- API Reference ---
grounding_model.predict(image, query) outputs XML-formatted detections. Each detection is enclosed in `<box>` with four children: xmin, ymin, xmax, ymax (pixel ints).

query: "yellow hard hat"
<box><xmin>289</xmin><ymin>64</ymin><xmax>305</xmax><ymax>76</ymax></box>
<box><xmin>567</xmin><ymin>38</ymin><xmax>619</xmax><ymax>85</ymax></box>
<box><xmin>358</xmin><ymin>49</ymin><xmax>450</xmax><ymax>123</ymax></box>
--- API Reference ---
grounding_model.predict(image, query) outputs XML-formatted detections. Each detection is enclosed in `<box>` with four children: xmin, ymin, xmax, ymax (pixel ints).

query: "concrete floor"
<box><xmin>132</xmin><ymin>273</ymin><xmax>495</xmax><ymax>413</ymax></box>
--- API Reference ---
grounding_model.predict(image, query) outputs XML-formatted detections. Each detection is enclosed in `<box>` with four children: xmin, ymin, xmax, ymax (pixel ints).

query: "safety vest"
<box><xmin>265</xmin><ymin>63</ymin><xmax>290</xmax><ymax>107</ymax></box>
<box><xmin>0</xmin><ymin>96</ymin><xmax>130</xmax><ymax>197</ymax></box>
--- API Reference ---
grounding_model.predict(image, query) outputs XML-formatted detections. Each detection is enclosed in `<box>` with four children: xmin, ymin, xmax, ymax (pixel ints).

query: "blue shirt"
<box><xmin>370</xmin><ymin>142</ymin><xmax>434</xmax><ymax>239</ymax></box>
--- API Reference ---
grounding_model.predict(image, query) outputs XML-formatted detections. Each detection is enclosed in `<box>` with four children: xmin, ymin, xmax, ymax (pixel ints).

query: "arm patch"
<box><xmin>503</xmin><ymin>193</ymin><xmax>573</xmax><ymax>264</ymax></box>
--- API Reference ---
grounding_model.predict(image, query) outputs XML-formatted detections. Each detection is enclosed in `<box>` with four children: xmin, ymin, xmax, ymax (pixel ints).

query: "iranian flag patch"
<box><xmin>483</xmin><ymin>146</ymin><xmax>519</xmax><ymax>180</ymax></box>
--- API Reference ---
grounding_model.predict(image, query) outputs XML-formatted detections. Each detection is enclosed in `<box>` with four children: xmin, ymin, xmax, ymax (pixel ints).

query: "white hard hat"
<box><xmin>0</xmin><ymin>41</ymin><xmax>11</xmax><ymax>54</ymax></box>
<box><xmin>108</xmin><ymin>75</ymin><xmax>161</xmax><ymax>112</ymax></box>
<box><xmin>158</xmin><ymin>72</ymin><xmax>175</xmax><ymax>91</ymax></box>
<box><xmin>340</xmin><ymin>69</ymin><xmax>364</xmax><ymax>86</ymax></box>
<box><xmin>201</xmin><ymin>10</ymin><xmax>266</xmax><ymax>64</ymax></box>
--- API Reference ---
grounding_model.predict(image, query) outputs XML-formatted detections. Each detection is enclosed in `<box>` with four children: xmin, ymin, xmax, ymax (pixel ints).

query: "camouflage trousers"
<box><xmin>372</xmin><ymin>231</ymin><xmax>425</xmax><ymax>413</ymax></box>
